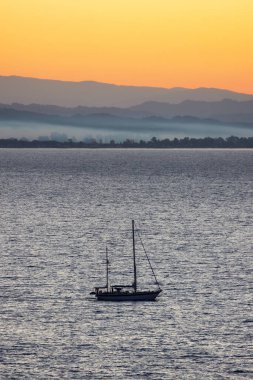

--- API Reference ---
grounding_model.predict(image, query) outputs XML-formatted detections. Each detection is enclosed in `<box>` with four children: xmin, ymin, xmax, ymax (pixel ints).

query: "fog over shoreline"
<box><xmin>0</xmin><ymin>120</ymin><xmax>252</xmax><ymax>143</ymax></box>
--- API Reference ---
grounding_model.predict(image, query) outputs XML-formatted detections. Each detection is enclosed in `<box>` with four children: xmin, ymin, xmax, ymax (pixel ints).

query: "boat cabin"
<box><xmin>92</xmin><ymin>284</ymin><xmax>134</xmax><ymax>295</ymax></box>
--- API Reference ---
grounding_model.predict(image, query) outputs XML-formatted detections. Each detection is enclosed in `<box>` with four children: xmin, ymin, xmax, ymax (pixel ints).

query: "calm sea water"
<box><xmin>0</xmin><ymin>149</ymin><xmax>252</xmax><ymax>379</ymax></box>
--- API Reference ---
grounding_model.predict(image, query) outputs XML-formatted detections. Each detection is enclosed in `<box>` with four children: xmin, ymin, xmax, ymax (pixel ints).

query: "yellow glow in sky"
<box><xmin>1</xmin><ymin>0</ymin><xmax>253</xmax><ymax>92</ymax></box>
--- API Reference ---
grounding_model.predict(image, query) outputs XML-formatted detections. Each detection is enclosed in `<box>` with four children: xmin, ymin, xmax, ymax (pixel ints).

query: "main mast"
<box><xmin>106</xmin><ymin>246</ymin><xmax>109</xmax><ymax>292</ymax></box>
<box><xmin>132</xmin><ymin>220</ymin><xmax>137</xmax><ymax>292</ymax></box>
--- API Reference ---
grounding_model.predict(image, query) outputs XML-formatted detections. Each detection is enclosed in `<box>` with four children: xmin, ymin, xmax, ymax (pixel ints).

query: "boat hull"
<box><xmin>96</xmin><ymin>290</ymin><xmax>161</xmax><ymax>302</ymax></box>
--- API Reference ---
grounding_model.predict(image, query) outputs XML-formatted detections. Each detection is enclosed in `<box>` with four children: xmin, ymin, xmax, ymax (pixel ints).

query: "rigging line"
<box><xmin>135</xmin><ymin>224</ymin><xmax>161</xmax><ymax>289</ymax></box>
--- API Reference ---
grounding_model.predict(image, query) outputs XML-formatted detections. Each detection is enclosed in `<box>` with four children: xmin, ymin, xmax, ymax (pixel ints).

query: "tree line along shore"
<box><xmin>0</xmin><ymin>136</ymin><xmax>252</xmax><ymax>148</ymax></box>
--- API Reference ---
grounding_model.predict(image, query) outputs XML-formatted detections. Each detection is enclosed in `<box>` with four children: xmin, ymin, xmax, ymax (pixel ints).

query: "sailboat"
<box><xmin>90</xmin><ymin>220</ymin><xmax>162</xmax><ymax>301</ymax></box>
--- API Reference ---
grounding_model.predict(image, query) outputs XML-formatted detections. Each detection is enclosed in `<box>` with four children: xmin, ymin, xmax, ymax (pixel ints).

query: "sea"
<box><xmin>0</xmin><ymin>148</ymin><xmax>252</xmax><ymax>380</ymax></box>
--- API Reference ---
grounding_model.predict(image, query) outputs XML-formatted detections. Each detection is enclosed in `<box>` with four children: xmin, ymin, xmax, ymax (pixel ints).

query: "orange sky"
<box><xmin>1</xmin><ymin>0</ymin><xmax>253</xmax><ymax>93</ymax></box>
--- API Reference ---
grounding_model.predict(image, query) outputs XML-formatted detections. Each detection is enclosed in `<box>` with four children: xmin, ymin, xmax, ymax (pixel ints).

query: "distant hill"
<box><xmin>130</xmin><ymin>99</ymin><xmax>253</xmax><ymax>123</ymax></box>
<box><xmin>1</xmin><ymin>76</ymin><xmax>253</xmax><ymax>107</ymax></box>
<box><xmin>1</xmin><ymin>99</ymin><xmax>253</xmax><ymax>124</ymax></box>
<box><xmin>1</xmin><ymin>103</ymin><xmax>252</xmax><ymax>141</ymax></box>
<box><xmin>1</xmin><ymin>103</ymin><xmax>252</xmax><ymax>130</ymax></box>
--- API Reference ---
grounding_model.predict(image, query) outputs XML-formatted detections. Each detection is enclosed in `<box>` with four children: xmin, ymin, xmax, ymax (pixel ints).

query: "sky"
<box><xmin>1</xmin><ymin>0</ymin><xmax>253</xmax><ymax>93</ymax></box>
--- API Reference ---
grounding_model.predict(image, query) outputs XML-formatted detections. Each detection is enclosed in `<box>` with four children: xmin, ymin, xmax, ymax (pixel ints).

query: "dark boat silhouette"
<box><xmin>90</xmin><ymin>220</ymin><xmax>162</xmax><ymax>301</ymax></box>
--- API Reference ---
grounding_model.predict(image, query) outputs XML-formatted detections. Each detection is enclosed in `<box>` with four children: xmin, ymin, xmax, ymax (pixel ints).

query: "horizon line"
<box><xmin>1</xmin><ymin>74</ymin><xmax>252</xmax><ymax>95</ymax></box>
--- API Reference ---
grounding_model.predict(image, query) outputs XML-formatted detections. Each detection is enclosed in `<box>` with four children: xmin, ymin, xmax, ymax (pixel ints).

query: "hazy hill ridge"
<box><xmin>1</xmin><ymin>76</ymin><xmax>253</xmax><ymax>107</ymax></box>
<box><xmin>1</xmin><ymin>99</ymin><xmax>253</xmax><ymax>124</ymax></box>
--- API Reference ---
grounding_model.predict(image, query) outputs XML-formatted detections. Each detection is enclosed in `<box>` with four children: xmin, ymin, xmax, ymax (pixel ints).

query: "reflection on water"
<box><xmin>0</xmin><ymin>149</ymin><xmax>252</xmax><ymax>379</ymax></box>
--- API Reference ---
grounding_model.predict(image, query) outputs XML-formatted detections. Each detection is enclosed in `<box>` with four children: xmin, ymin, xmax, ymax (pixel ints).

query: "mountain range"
<box><xmin>1</xmin><ymin>98</ymin><xmax>253</xmax><ymax>124</ymax></box>
<box><xmin>1</xmin><ymin>76</ymin><xmax>253</xmax><ymax>107</ymax></box>
<box><xmin>0</xmin><ymin>76</ymin><xmax>252</xmax><ymax>140</ymax></box>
